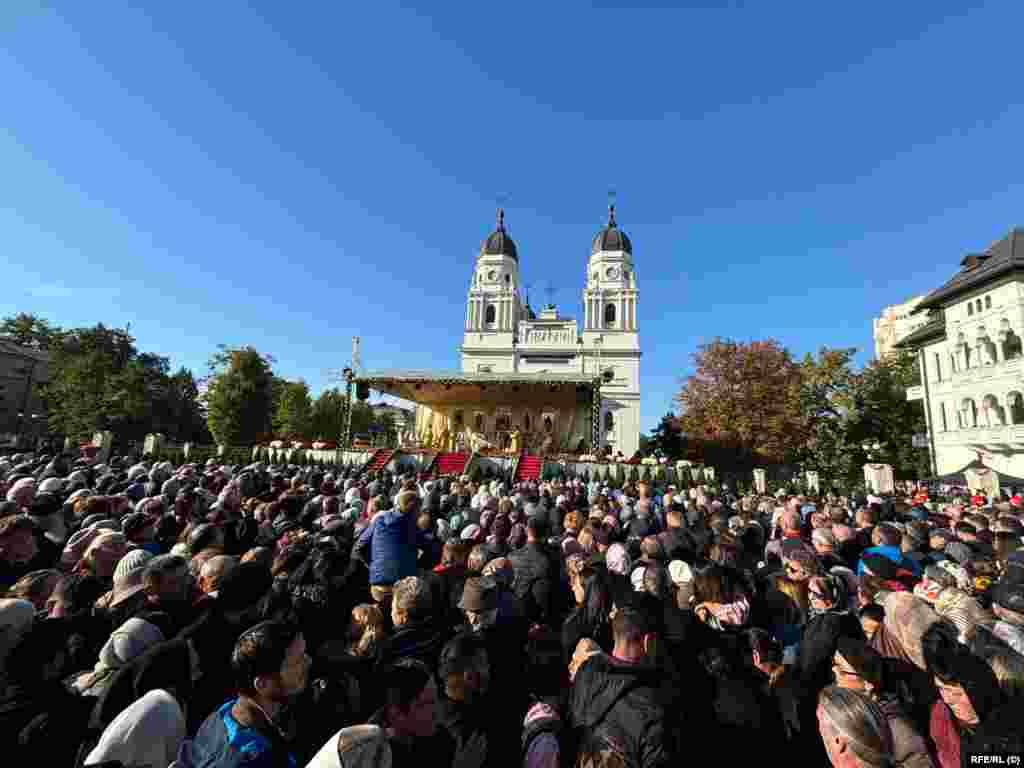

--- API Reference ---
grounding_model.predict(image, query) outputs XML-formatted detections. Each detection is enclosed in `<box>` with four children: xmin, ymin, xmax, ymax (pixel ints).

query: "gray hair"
<box><xmin>392</xmin><ymin>576</ymin><xmax>432</xmax><ymax>622</ymax></box>
<box><xmin>812</xmin><ymin>528</ymin><xmax>837</xmax><ymax>549</ymax></box>
<box><xmin>818</xmin><ymin>686</ymin><xmax>893</xmax><ymax>768</ymax></box>
<box><xmin>468</xmin><ymin>545</ymin><xmax>489</xmax><ymax>571</ymax></box>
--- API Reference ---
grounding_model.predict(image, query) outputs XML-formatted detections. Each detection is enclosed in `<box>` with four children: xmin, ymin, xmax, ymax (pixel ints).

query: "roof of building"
<box><xmin>480</xmin><ymin>208</ymin><xmax>518</xmax><ymax>261</ymax></box>
<box><xmin>893</xmin><ymin>311</ymin><xmax>947</xmax><ymax>350</ymax></box>
<box><xmin>591</xmin><ymin>205</ymin><xmax>632</xmax><ymax>255</ymax></box>
<box><xmin>355</xmin><ymin>370</ymin><xmax>602</xmax><ymax>408</ymax></box>
<box><xmin>916</xmin><ymin>227</ymin><xmax>1024</xmax><ymax>311</ymax></box>
<box><xmin>359</xmin><ymin>370</ymin><xmax>599</xmax><ymax>385</ymax></box>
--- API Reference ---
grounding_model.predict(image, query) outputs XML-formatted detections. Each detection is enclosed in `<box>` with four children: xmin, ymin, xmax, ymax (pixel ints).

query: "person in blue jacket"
<box><xmin>856</xmin><ymin>522</ymin><xmax>922</xmax><ymax>577</ymax></box>
<box><xmin>354</xmin><ymin>484</ymin><xmax>420</xmax><ymax>589</ymax></box>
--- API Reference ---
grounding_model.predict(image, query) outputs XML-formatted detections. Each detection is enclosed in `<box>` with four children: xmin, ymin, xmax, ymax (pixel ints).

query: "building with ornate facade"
<box><xmin>873</xmin><ymin>295</ymin><xmax>928</xmax><ymax>359</ymax></box>
<box><xmin>896</xmin><ymin>227</ymin><xmax>1024</xmax><ymax>476</ymax></box>
<box><xmin>0</xmin><ymin>340</ymin><xmax>49</xmax><ymax>445</ymax></box>
<box><xmin>458</xmin><ymin>207</ymin><xmax>641</xmax><ymax>456</ymax></box>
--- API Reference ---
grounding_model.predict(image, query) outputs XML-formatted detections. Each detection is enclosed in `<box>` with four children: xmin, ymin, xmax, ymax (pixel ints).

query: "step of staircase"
<box><xmin>365</xmin><ymin>448</ymin><xmax>395</xmax><ymax>474</ymax></box>
<box><xmin>434</xmin><ymin>452</ymin><xmax>469</xmax><ymax>476</ymax></box>
<box><xmin>514</xmin><ymin>453</ymin><xmax>543</xmax><ymax>482</ymax></box>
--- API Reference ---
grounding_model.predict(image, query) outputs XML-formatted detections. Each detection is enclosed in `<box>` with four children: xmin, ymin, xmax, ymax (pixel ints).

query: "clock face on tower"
<box><xmin>606</xmin><ymin>266</ymin><xmax>620</xmax><ymax>280</ymax></box>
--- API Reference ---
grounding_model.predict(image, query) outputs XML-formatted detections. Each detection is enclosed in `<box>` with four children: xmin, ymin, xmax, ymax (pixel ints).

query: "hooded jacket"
<box><xmin>568</xmin><ymin>652</ymin><xmax>672</xmax><ymax>768</ymax></box>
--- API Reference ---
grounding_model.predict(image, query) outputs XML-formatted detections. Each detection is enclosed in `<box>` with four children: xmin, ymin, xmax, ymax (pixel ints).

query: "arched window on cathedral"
<box><xmin>604</xmin><ymin>411</ymin><xmax>614</xmax><ymax>433</ymax></box>
<box><xmin>604</xmin><ymin>303</ymin><xmax>616</xmax><ymax>328</ymax></box>
<box><xmin>485</xmin><ymin>304</ymin><xmax>496</xmax><ymax>326</ymax></box>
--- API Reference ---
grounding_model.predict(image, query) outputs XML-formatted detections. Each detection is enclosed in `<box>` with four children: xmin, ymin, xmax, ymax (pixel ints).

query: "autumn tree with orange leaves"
<box><xmin>676</xmin><ymin>338</ymin><xmax>808</xmax><ymax>463</ymax></box>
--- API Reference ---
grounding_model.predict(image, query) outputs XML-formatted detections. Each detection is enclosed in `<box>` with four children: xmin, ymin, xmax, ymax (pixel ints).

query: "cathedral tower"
<box><xmin>581</xmin><ymin>204</ymin><xmax>641</xmax><ymax>455</ymax></box>
<box><xmin>461</xmin><ymin>209</ymin><xmax>523</xmax><ymax>373</ymax></box>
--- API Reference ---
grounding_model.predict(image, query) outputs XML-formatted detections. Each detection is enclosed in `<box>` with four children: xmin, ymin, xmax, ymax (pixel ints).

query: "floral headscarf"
<box><xmin>606</xmin><ymin>543</ymin><xmax>630</xmax><ymax>576</ymax></box>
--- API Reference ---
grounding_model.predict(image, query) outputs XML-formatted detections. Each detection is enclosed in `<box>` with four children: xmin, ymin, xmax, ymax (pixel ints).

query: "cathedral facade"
<box><xmin>459</xmin><ymin>207</ymin><xmax>641</xmax><ymax>456</ymax></box>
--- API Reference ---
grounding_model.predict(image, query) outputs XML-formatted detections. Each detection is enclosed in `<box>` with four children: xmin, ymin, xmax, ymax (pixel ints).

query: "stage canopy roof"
<box><xmin>356</xmin><ymin>369</ymin><xmax>600</xmax><ymax>408</ymax></box>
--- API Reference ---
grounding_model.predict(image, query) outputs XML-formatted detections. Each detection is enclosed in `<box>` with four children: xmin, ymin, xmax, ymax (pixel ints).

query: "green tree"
<box><xmin>41</xmin><ymin>324</ymin><xmax>147</xmax><ymax>442</ymax></box>
<box><xmin>273</xmin><ymin>380</ymin><xmax>313</xmax><ymax>439</ymax></box>
<box><xmin>796</xmin><ymin>347</ymin><xmax>859</xmax><ymax>486</ymax></box>
<box><xmin>203</xmin><ymin>346</ymin><xmax>276</xmax><ymax>446</ymax></box>
<box><xmin>847</xmin><ymin>352</ymin><xmax>930</xmax><ymax>480</ymax></box>
<box><xmin>350</xmin><ymin>402</ymin><xmax>377</xmax><ymax>438</ymax></box>
<box><xmin>311</xmin><ymin>388</ymin><xmax>348</xmax><ymax>440</ymax></box>
<box><xmin>0</xmin><ymin>313</ymin><xmax>63</xmax><ymax>350</ymax></box>
<box><xmin>648</xmin><ymin>412</ymin><xmax>685</xmax><ymax>459</ymax></box>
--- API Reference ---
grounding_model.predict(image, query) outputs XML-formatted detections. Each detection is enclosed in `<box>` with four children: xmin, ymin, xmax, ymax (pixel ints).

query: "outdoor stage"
<box><xmin>353</xmin><ymin>369</ymin><xmax>611</xmax><ymax>458</ymax></box>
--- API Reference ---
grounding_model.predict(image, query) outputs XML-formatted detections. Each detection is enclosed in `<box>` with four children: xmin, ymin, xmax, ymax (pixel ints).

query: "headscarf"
<box><xmin>79</xmin><ymin>532</ymin><xmax>131</xmax><ymax>583</ymax></box>
<box><xmin>71</xmin><ymin>617</ymin><xmax>166</xmax><ymax>696</ymax></box>
<box><xmin>82</xmin><ymin>689</ymin><xmax>185</xmax><ymax>768</ymax></box>
<box><xmin>606</xmin><ymin>543</ymin><xmax>631</xmax><ymax>576</ymax></box>
<box><xmin>508</xmin><ymin>523</ymin><xmax>526</xmax><ymax>549</ymax></box>
<box><xmin>933</xmin><ymin>587</ymin><xmax>991</xmax><ymax>644</ymax></box>
<box><xmin>305</xmin><ymin>724</ymin><xmax>392</xmax><ymax>768</ymax></box>
<box><xmin>5</xmin><ymin>478</ymin><xmax>35</xmax><ymax>507</ymax></box>
<box><xmin>872</xmin><ymin>592</ymin><xmax>942</xmax><ymax>671</ymax></box>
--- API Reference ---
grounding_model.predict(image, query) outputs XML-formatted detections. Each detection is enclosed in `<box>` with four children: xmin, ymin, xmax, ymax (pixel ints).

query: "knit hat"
<box><xmin>460</xmin><ymin>523</ymin><xmax>483</xmax><ymax>542</ymax></box>
<box><xmin>98</xmin><ymin>617</ymin><xmax>164</xmax><ymax>671</ymax></box>
<box><xmin>110</xmin><ymin>549</ymin><xmax>154</xmax><ymax>607</ymax></box>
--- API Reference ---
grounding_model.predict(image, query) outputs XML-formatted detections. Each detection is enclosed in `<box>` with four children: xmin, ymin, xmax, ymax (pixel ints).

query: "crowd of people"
<box><xmin>1</xmin><ymin>450</ymin><xmax>1023</xmax><ymax>768</ymax></box>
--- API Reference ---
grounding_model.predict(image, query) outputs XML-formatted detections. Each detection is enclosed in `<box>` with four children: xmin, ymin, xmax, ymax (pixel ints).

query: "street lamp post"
<box><xmin>341</xmin><ymin>367</ymin><xmax>355</xmax><ymax>449</ymax></box>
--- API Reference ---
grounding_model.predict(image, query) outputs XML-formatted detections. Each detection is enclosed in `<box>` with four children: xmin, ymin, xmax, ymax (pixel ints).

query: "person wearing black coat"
<box><xmin>794</xmin><ymin>575</ymin><xmax>864</xmax><ymax>697</ymax></box>
<box><xmin>0</xmin><ymin>617</ymin><xmax>95</xmax><ymax>768</ymax></box>
<box><xmin>508</xmin><ymin>518</ymin><xmax>558</xmax><ymax>626</ymax></box>
<box><xmin>375</xmin><ymin>575</ymin><xmax>448</xmax><ymax>675</ymax></box>
<box><xmin>568</xmin><ymin>609</ymin><xmax>674</xmax><ymax>768</ymax></box>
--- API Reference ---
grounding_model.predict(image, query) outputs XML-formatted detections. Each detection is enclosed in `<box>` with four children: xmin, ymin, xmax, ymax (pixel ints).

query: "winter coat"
<box><xmin>353</xmin><ymin>508</ymin><xmax>417</xmax><ymax>586</ymax></box>
<box><xmin>188</xmin><ymin>698</ymin><xmax>297</xmax><ymax>768</ymax></box>
<box><xmin>375</xmin><ymin>619</ymin><xmax>448</xmax><ymax>673</ymax></box>
<box><xmin>436</xmin><ymin>691</ymin><xmax>516</xmax><ymax>768</ymax></box>
<box><xmin>569</xmin><ymin>653</ymin><xmax>673</xmax><ymax>768</ymax></box>
<box><xmin>509</xmin><ymin>542</ymin><xmax>558</xmax><ymax>625</ymax></box>
<box><xmin>795</xmin><ymin>610</ymin><xmax>864</xmax><ymax>697</ymax></box>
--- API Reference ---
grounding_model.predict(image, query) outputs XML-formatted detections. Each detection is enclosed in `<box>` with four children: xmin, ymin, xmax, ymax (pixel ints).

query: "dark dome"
<box><xmin>591</xmin><ymin>205</ymin><xmax>632</xmax><ymax>254</ymax></box>
<box><xmin>481</xmin><ymin>209</ymin><xmax>517</xmax><ymax>261</ymax></box>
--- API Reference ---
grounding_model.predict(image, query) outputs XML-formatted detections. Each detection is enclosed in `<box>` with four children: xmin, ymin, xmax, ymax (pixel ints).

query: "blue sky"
<box><xmin>2</xmin><ymin>2</ymin><xmax>1023</xmax><ymax>433</ymax></box>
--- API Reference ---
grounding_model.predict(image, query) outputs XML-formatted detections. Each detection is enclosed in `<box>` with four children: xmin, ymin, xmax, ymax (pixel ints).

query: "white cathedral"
<box><xmin>459</xmin><ymin>206</ymin><xmax>641</xmax><ymax>456</ymax></box>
